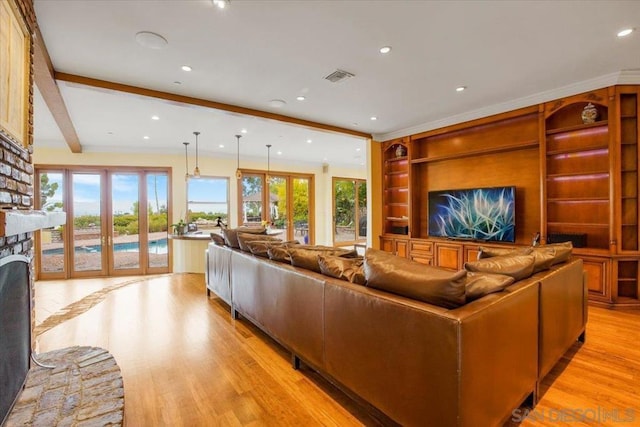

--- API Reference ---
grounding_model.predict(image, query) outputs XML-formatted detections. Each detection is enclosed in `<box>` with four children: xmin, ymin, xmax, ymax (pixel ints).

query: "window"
<box><xmin>187</xmin><ymin>176</ymin><xmax>229</xmax><ymax>231</ymax></box>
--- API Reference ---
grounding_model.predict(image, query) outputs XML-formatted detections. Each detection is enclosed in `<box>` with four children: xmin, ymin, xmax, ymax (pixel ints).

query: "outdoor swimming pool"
<box><xmin>43</xmin><ymin>238</ymin><xmax>168</xmax><ymax>255</ymax></box>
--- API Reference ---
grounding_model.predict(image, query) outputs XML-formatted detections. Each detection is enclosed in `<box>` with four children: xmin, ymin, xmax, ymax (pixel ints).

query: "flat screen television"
<box><xmin>428</xmin><ymin>186</ymin><xmax>516</xmax><ymax>243</ymax></box>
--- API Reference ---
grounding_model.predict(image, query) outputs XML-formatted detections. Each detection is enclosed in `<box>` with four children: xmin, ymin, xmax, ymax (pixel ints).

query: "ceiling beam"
<box><xmin>54</xmin><ymin>72</ymin><xmax>372</xmax><ymax>140</ymax></box>
<box><xmin>33</xmin><ymin>27</ymin><xmax>82</xmax><ymax>153</ymax></box>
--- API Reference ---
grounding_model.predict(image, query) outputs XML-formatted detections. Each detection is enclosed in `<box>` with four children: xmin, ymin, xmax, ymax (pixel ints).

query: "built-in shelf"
<box><xmin>411</xmin><ymin>140</ymin><xmax>538</xmax><ymax>164</ymax></box>
<box><xmin>547</xmin><ymin>221</ymin><xmax>608</xmax><ymax>228</ymax></box>
<box><xmin>545</xmin><ymin>120</ymin><xmax>608</xmax><ymax>135</ymax></box>
<box><xmin>546</xmin><ymin>170</ymin><xmax>610</xmax><ymax>179</ymax></box>
<box><xmin>386</xmin><ymin>217</ymin><xmax>409</xmax><ymax>221</ymax></box>
<box><xmin>546</xmin><ymin>144</ymin><xmax>609</xmax><ymax>156</ymax></box>
<box><xmin>385</xmin><ymin>170</ymin><xmax>409</xmax><ymax>176</ymax></box>
<box><xmin>547</xmin><ymin>197</ymin><xmax>609</xmax><ymax>202</ymax></box>
<box><xmin>385</xmin><ymin>156</ymin><xmax>407</xmax><ymax>163</ymax></box>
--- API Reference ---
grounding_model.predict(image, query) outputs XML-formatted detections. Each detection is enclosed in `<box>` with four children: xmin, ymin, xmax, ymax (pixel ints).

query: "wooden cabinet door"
<box><xmin>396</xmin><ymin>240</ymin><xmax>409</xmax><ymax>258</ymax></box>
<box><xmin>435</xmin><ymin>243</ymin><xmax>463</xmax><ymax>270</ymax></box>
<box><xmin>578</xmin><ymin>256</ymin><xmax>611</xmax><ymax>302</ymax></box>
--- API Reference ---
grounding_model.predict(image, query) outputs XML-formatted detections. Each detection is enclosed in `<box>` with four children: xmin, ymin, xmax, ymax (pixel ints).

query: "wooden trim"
<box><xmin>410</xmin><ymin>139</ymin><xmax>538</xmax><ymax>164</ymax></box>
<box><xmin>54</xmin><ymin>72</ymin><xmax>372</xmax><ymax>140</ymax></box>
<box><xmin>33</xmin><ymin>27</ymin><xmax>82</xmax><ymax>153</ymax></box>
<box><xmin>407</xmin><ymin>106</ymin><xmax>538</xmax><ymax>141</ymax></box>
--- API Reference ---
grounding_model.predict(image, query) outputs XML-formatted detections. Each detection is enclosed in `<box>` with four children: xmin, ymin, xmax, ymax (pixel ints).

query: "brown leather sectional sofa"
<box><xmin>205</xmin><ymin>243</ymin><xmax>586</xmax><ymax>426</ymax></box>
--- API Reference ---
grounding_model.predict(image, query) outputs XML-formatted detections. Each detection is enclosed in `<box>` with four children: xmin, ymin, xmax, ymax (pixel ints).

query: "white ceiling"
<box><xmin>32</xmin><ymin>0</ymin><xmax>640</xmax><ymax>167</ymax></box>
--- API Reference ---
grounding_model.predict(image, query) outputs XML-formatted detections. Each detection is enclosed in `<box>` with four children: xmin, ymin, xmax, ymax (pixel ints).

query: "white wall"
<box><xmin>33</xmin><ymin>147</ymin><xmax>366</xmax><ymax>246</ymax></box>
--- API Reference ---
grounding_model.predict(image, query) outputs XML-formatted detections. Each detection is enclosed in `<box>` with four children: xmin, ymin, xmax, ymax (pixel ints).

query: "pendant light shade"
<box><xmin>235</xmin><ymin>134</ymin><xmax>242</xmax><ymax>179</ymax></box>
<box><xmin>183</xmin><ymin>141</ymin><xmax>190</xmax><ymax>180</ymax></box>
<box><xmin>193</xmin><ymin>131</ymin><xmax>201</xmax><ymax>177</ymax></box>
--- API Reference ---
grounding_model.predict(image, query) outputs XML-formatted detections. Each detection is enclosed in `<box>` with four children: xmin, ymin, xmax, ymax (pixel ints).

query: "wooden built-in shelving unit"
<box><xmin>379</xmin><ymin>86</ymin><xmax>640</xmax><ymax>309</ymax></box>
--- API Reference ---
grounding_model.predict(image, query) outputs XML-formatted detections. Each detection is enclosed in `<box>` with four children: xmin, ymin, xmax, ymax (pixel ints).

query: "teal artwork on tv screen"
<box><xmin>428</xmin><ymin>186</ymin><xmax>516</xmax><ymax>242</ymax></box>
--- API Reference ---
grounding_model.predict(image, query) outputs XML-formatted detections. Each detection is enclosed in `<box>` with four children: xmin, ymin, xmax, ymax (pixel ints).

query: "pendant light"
<box><xmin>183</xmin><ymin>141</ymin><xmax>190</xmax><ymax>180</ymax></box>
<box><xmin>235</xmin><ymin>134</ymin><xmax>242</xmax><ymax>179</ymax></box>
<box><xmin>193</xmin><ymin>131</ymin><xmax>201</xmax><ymax>177</ymax></box>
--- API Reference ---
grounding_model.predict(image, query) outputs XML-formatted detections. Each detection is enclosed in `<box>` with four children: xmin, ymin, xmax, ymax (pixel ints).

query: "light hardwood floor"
<box><xmin>35</xmin><ymin>274</ymin><xmax>640</xmax><ymax>426</ymax></box>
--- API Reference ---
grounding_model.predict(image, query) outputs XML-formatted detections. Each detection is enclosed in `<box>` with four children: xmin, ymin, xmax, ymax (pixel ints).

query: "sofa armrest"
<box><xmin>206</xmin><ymin>243</ymin><xmax>233</xmax><ymax>305</ymax></box>
<box><xmin>323</xmin><ymin>278</ymin><xmax>539</xmax><ymax>427</ymax></box>
<box><xmin>538</xmin><ymin>258</ymin><xmax>586</xmax><ymax>381</ymax></box>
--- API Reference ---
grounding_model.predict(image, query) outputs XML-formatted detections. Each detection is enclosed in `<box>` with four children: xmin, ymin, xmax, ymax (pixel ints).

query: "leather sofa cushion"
<box><xmin>544</xmin><ymin>241</ymin><xmax>573</xmax><ymax>265</ymax></box>
<box><xmin>290</xmin><ymin>247</ymin><xmax>354</xmax><ymax>272</ymax></box>
<box><xmin>478</xmin><ymin>246</ymin><xmax>532</xmax><ymax>259</ymax></box>
<box><xmin>479</xmin><ymin>246</ymin><xmax>554</xmax><ymax>273</ymax></box>
<box><xmin>464</xmin><ymin>272</ymin><xmax>515</xmax><ymax>301</ymax></box>
<box><xmin>465</xmin><ymin>254</ymin><xmax>536</xmax><ymax>281</ymax></box>
<box><xmin>236</xmin><ymin>233</ymin><xmax>281</xmax><ymax>252</ymax></box>
<box><xmin>210</xmin><ymin>233</ymin><xmax>225</xmax><ymax>246</ymax></box>
<box><xmin>247</xmin><ymin>240</ymin><xmax>298</xmax><ymax>258</ymax></box>
<box><xmin>318</xmin><ymin>255</ymin><xmax>366</xmax><ymax>285</ymax></box>
<box><xmin>222</xmin><ymin>226</ymin><xmax>267</xmax><ymax>248</ymax></box>
<box><xmin>267</xmin><ymin>245</ymin><xmax>292</xmax><ymax>263</ymax></box>
<box><xmin>363</xmin><ymin>248</ymin><xmax>467</xmax><ymax>309</ymax></box>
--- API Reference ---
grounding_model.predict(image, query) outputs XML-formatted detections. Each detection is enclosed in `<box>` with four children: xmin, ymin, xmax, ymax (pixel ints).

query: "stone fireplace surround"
<box><xmin>0</xmin><ymin>138</ymin><xmax>125</xmax><ymax>425</ymax></box>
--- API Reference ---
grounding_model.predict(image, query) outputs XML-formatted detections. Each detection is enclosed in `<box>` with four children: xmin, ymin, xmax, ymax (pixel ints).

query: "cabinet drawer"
<box><xmin>410</xmin><ymin>241</ymin><xmax>433</xmax><ymax>254</ymax></box>
<box><xmin>411</xmin><ymin>255</ymin><xmax>433</xmax><ymax>265</ymax></box>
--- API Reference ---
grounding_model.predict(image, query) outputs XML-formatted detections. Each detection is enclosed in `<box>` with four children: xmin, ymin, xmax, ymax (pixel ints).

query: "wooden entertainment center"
<box><xmin>380</xmin><ymin>86</ymin><xmax>640</xmax><ymax>309</ymax></box>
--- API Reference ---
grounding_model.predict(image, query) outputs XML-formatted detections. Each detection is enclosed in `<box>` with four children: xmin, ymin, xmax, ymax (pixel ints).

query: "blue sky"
<box><xmin>41</xmin><ymin>172</ymin><xmax>227</xmax><ymax>217</ymax></box>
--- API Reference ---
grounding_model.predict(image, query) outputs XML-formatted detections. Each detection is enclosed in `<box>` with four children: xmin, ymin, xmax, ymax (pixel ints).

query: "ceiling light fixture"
<box><xmin>617</xmin><ymin>28</ymin><xmax>634</xmax><ymax>37</ymax></box>
<box><xmin>277</xmin><ymin>151</ymin><xmax>282</xmax><ymax>155</ymax></box>
<box><xmin>151</xmin><ymin>115</ymin><xmax>159</xmax><ymax>120</ymax></box>
<box><xmin>135</xmin><ymin>31</ymin><xmax>168</xmax><ymax>49</ymax></box>
<box><xmin>235</xmin><ymin>134</ymin><xmax>242</xmax><ymax>179</ymax></box>
<box><xmin>269</xmin><ymin>99</ymin><xmax>287</xmax><ymax>108</ymax></box>
<box><xmin>193</xmin><ymin>131</ymin><xmax>201</xmax><ymax>178</ymax></box>
<box><xmin>296</xmin><ymin>96</ymin><xmax>306</xmax><ymax>101</ymax></box>
<box><xmin>143</xmin><ymin>136</ymin><xmax>150</xmax><ymax>140</ymax></box>
<box><xmin>212</xmin><ymin>0</ymin><xmax>230</xmax><ymax>9</ymax></box>
<box><xmin>307</xmin><ymin>139</ymin><xmax>312</xmax><ymax>144</ymax></box>
<box><xmin>379</xmin><ymin>46</ymin><xmax>392</xmax><ymax>54</ymax></box>
<box><xmin>456</xmin><ymin>86</ymin><xmax>466</xmax><ymax>92</ymax></box>
<box><xmin>241</xmin><ymin>129</ymin><xmax>248</xmax><ymax>134</ymax></box>
<box><xmin>181</xmin><ymin>65</ymin><xmax>192</xmax><ymax>72</ymax></box>
<box><xmin>219</xmin><ymin>144</ymin><xmax>224</xmax><ymax>148</ymax></box>
<box><xmin>183</xmin><ymin>141</ymin><xmax>190</xmax><ymax>180</ymax></box>
<box><xmin>370</xmin><ymin>116</ymin><xmax>378</xmax><ymax>121</ymax></box>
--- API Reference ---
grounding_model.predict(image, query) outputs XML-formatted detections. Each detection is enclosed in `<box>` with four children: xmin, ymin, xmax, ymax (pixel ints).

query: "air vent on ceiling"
<box><xmin>324</xmin><ymin>69</ymin><xmax>355</xmax><ymax>83</ymax></box>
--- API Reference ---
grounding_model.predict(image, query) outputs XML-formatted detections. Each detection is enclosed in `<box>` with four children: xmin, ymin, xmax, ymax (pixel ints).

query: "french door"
<box><xmin>333</xmin><ymin>178</ymin><xmax>367</xmax><ymax>246</ymax></box>
<box><xmin>238</xmin><ymin>171</ymin><xmax>313</xmax><ymax>243</ymax></box>
<box><xmin>35</xmin><ymin>167</ymin><xmax>171</xmax><ymax>279</ymax></box>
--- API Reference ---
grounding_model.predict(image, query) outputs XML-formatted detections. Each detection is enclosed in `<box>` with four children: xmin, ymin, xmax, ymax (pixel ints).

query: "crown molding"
<box><xmin>374</xmin><ymin>70</ymin><xmax>640</xmax><ymax>142</ymax></box>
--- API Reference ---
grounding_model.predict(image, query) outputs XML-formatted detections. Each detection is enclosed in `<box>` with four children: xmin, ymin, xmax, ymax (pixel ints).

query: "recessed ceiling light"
<box><xmin>241</xmin><ymin>129</ymin><xmax>248</xmax><ymax>134</ymax></box>
<box><xmin>307</xmin><ymin>139</ymin><xmax>312</xmax><ymax>144</ymax></box>
<box><xmin>181</xmin><ymin>65</ymin><xmax>192</xmax><ymax>72</ymax></box>
<box><xmin>107</xmin><ymin>131</ymin><xmax>113</xmax><ymax>135</ymax></box>
<box><xmin>456</xmin><ymin>86</ymin><xmax>466</xmax><ymax>92</ymax></box>
<box><xmin>143</xmin><ymin>136</ymin><xmax>150</xmax><ymax>140</ymax></box>
<box><xmin>618</xmin><ymin>28</ymin><xmax>634</xmax><ymax>37</ymax></box>
<box><xmin>356</xmin><ymin>148</ymin><xmax>361</xmax><ymax>152</ymax></box>
<box><xmin>174</xmin><ymin>81</ymin><xmax>182</xmax><ymax>85</ymax></box>
<box><xmin>151</xmin><ymin>115</ymin><xmax>159</xmax><ymax>120</ymax></box>
<box><xmin>277</xmin><ymin>151</ymin><xmax>282</xmax><ymax>155</ymax></box>
<box><xmin>323</xmin><ymin>157</ymin><xmax>328</xmax><ymax>161</ymax></box>
<box><xmin>379</xmin><ymin>46</ymin><xmax>392</xmax><ymax>54</ymax></box>
<box><xmin>219</xmin><ymin>144</ymin><xmax>224</xmax><ymax>148</ymax></box>
<box><xmin>269</xmin><ymin>99</ymin><xmax>287</xmax><ymax>108</ymax></box>
<box><xmin>135</xmin><ymin>31</ymin><xmax>168</xmax><ymax>49</ymax></box>
<box><xmin>370</xmin><ymin>116</ymin><xmax>378</xmax><ymax>121</ymax></box>
<box><xmin>296</xmin><ymin>96</ymin><xmax>306</xmax><ymax>101</ymax></box>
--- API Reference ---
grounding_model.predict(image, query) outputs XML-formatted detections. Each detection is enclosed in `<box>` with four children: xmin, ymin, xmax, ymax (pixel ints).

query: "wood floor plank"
<box><xmin>35</xmin><ymin>273</ymin><xmax>640</xmax><ymax>426</ymax></box>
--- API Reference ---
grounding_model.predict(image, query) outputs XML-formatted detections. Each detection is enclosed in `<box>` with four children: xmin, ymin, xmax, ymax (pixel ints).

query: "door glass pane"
<box><xmin>242</xmin><ymin>175</ymin><xmax>263</xmax><ymax>226</ymax></box>
<box><xmin>148</xmin><ymin>173</ymin><xmax>169</xmax><ymax>268</ymax></box>
<box><xmin>72</xmin><ymin>173</ymin><xmax>102</xmax><ymax>272</ymax></box>
<box><xmin>112</xmin><ymin>173</ymin><xmax>140</xmax><ymax>270</ymax></box>
<box><xmin>38</xmin><ymin>171</ymin><xmax>65</xmax><ymax>273</ymax></box>
<box><xmin>269</xmin><ymin>176</ymin><xmax>287</xmax><ymax>238</ymax></box>
<box><xmin>357</xmin><ymin>181</ymin><xmax>367</xmax><ymax>240</ymax></box>
<box><xmin>334</xmin><ymin>180</ymin><xmax>356</xmax><ymax>242</ymax></box>
<box><xmin>293</xmin><ymin>178</ymin><xmax>310</xmax><ymax>244</ymax></box>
